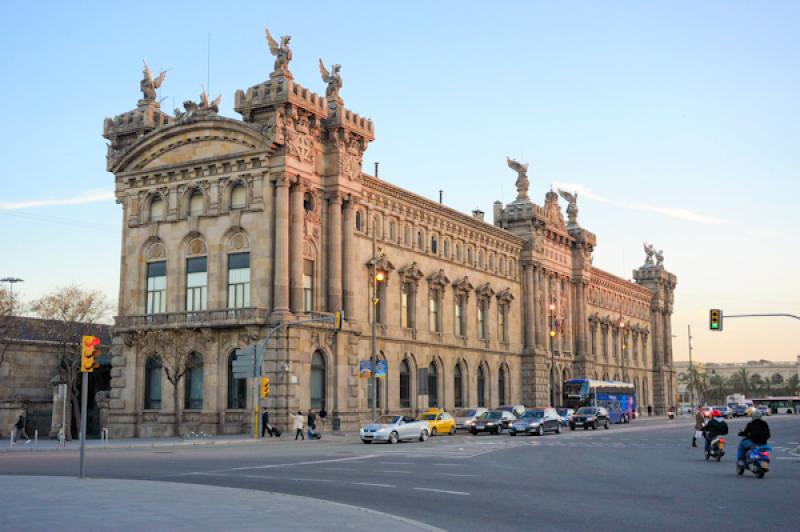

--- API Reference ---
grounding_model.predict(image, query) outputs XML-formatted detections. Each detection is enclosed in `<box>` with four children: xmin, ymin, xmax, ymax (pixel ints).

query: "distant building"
<box><xmin>103</xmin><ymin>28</ymin><xmax>677</xmax><ymax>438</ymax></box>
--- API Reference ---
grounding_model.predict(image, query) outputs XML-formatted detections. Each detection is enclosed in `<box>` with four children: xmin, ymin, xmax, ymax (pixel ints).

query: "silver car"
<box><xmin>360</xmin><ymin>415</ymin><xmax>430</xmax><ymax>444</ymax></box>
<box><xmin>455</xmin><ymin>408</ymin><xmax>489</xmax><ymax>430</ymax></box>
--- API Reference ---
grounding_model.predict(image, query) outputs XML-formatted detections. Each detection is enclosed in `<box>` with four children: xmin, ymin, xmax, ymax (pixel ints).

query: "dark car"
<box><xmin>569</xmin><ymin>406</ymin><xmax>610</xmax><ymax>430</ymax></box>
<box><xmin>469</xmin><ymin>410</ymin><xmax>516</xmax><ymax>435</ymax></box>
<box><xmin>509</xmin><ymin>408</ymin><xmax>562</xmax><ymax>436</ymax></box>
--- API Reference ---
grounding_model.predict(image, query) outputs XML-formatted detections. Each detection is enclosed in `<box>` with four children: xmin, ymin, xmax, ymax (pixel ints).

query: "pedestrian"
<box><xmin>693</xmin><ymin>408</ymin><xmax>705</xmax><ymax>448</ymax></box>
<box><xmin>647</xmin><ymin>405</ymin><xmax>652</xmax><ymax>417</ymax></box>
<box><xmin>13</xmin><ymin>415</ymin><xmax>31</xmax><ymax>444</ymax></box>
<box><xmin>293</xmin><ymin>411</ymin><xmax>305</xmax><ymax>440</ymax></box>
<box><xmin>307</xmin><ymin>409</ymin><xmax>317</xmax><ymax>439</ymax></box>
<box><xmin>261</xmin><ymin>409</ymin><xmax>274</xmax><ymax>438</ymax></box>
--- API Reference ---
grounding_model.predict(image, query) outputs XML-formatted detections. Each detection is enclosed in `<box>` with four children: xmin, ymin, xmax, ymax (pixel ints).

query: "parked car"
<box><xmin>569</xmin><ymin>406</ymin><xmax>610</xmax><ymax>430</ymax></box>
<box><xmin>509</xmin><ymin>408</ymin><xmax>562</xmax><ymax>436</ymax></box>
<box><xmin>455</xmin><ymin>408</ymin><xmax>489</xmax><ymax>430</ymax></box>
<box><xmin>754</xmin><ymin>405</ymin><xmax>771</xmax><ymax>417</ymax></box>
<box><xmin>712</xmin><ymin>406</ymin><xmax>733</xmax><ymax>419</ymax></box>
<box><xmin>417</xmin><ymin>408</ymin><xmax>457</xmax><ymax>435</ymax></box>
<box><xmin>469</xmin><ymin>410</ymin><xmax>516</xmax><ymax>435</ymax></box>
<box><xmin>733</xmin><ymin>405</ymin><xmax>748</xmax><ymax>417</ymax></box>
<box><xmin>360</xmin><ymin>415</ymin><xmax>430</xmax><ymax>444</ymax></box>
<box><xmin>556</xmin><ymin>408</ymin><xmax>575</xmax><ymax>426</ymax></box>
<box><xmin>700</xmin><ymin>406</ymin><xmax>714</xmax><ymax>419</ymax></box>
<box><xmin>498</xmin><ymin>404</ymin><xmax>527</xmax><ymax>417</ymax></box>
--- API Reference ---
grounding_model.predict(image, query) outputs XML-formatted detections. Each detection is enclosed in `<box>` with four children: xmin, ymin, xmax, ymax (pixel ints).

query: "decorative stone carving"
<box><xmin>557</xmin><ymin>188</ymin><xmax>578</xmax><ymax>226</ymax></box>
<box><xmin>286</xmin><ymin>129</ymin><xmax>314</xmax><ymax>162</ymax></box>
<box><xmin>452</xmin><ymin>276</ymin><xmax>474</xmax><ymax>294</ymax></box>
<box><xmin>141</xmin><ymin>61</ymin><xmax>166</xmax><ymax>102</ymax></box>
<box><xmin>187</xmin><ymin>237</ymin><xmax>206</xmax><ymax>256</ymax></box>
<box><xmin>175</xmin><ymin>90</ymin><xmax>221</xmax><ymax>120</ymax></box>
<box><xmin>319</xmin><ymin>59</ymin><xmax>343</xmax><ymax>102</ymax></box>
<box><xmin>643</xmin><ymin>242</ymin><xmax>655</xmax><ymax>265</ymax></box>
<box><xmin>426</xmin><ymin>269</ymin><xmax>450</xmax><ymax>289</ymax></box>
<box><xmin>339</xmin><ymin>153</ymin><xmax>361</xmax><ymax>181</ymax></box>
<box><xmin>496</xmin><ymin>288</ymin><xmax>515</xmax><ymax>303</ymax></box>
<box><xmin>398</xmin><ymin>262</ymin><xmax>424</xmax><ymax>284</ymax></box>
<box><xmin>265</xmin><ymin>26</ymin><xmax>292</xmax><ymax>77</ymax></box>
<box><xmin>145</xmin><ymin>241</ymin><xmax>166</xmax><ymax>260</ymax></box>
<box><xmin>475</xmin><ymin>282</ymin><xmax>495</xmax><ymax>298</ymax></box>
<box><xmin>506</xmin><ymin>157</ymin><xmax>529</xmax><ymax>201</ymax></box>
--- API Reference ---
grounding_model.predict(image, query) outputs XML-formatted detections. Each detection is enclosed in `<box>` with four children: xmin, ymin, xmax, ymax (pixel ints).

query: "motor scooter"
<box><xmin>667</xmin><ymin>408</ymin><xmax>675</xmax><ymax>420</ymax></box>
<box><xmin>737</xmin><ymin>443</ymin><xmax>771</xmax><ymax>479</ymax></box>
<box><xmin>704</xmin><ymin>436</ymin><xmax>725</xmax><ymax>462</ymax></box>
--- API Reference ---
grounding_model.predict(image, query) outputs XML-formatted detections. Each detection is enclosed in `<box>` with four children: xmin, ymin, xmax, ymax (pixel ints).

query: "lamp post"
<box><xmin>549</xmin><ymin>302</ymin><xmax>557</xmax><ymax>407</ymax></box>
<box><xmin>619</xmin><ymin>317</ymin><xmax>626</xmax><ymax>382</ymax></box>
<box><xmin>687</xmin><ymin>325</ymin><xmax>694</xmax><ymax>411</ymax></box>
<box><xmin>1</xmin><ymin>277</ymin><xmax>23</xmax><ymax>315</ymax></box>
<box><xmin>369</xmin><ymin>219</ymin><xmax>386</xmax><ymax>421</ymax></box>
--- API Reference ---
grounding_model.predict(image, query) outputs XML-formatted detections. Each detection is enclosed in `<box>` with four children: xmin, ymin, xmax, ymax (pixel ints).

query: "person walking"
<box><xmin>307</xmin><ymin>409</ymin><xmax>317</xmax><ymax>440</ymax></box>
<box><xmin>693</xmin><ymin>408</ymin><xmax>705</xmax><ymax>447</ymax></box>
<box><xmin>13</xmin><ymin>415</ymin><xmax>31</xmax><ymax>444</ymax></box>
<box><xmin>293</xmin><ymin>411</ymin><xmax>305</xmax><ymax>440</ymax></box>
<box><xmin>647</xmin><ymin>405</ymin><xmax>653</xmax><ymax>417</ymax></box>
<box><xmin>261</xmin><ymin>409</ymin><xmax>274</xmax><ymax>438</ymax></box>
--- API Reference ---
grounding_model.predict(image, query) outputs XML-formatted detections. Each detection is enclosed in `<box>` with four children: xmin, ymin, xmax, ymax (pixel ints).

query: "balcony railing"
<box><xmin>114</xmin><ymin>307</ymin><xmax>269</xmax><ymax>331</ymax></box>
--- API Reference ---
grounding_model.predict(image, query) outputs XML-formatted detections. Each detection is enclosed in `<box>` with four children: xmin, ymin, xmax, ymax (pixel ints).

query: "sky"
<box><xmin>0</xmin><ymin>1</ymin><xmax>798</xmax><ymax>364</ymax></box>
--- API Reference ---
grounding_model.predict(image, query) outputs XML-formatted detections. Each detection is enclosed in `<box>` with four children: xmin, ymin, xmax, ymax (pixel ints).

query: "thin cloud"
<box><xmin>552</xmin><ymin>182</ymin><xmax>730</xmax><ymax>226</ymax></box>
<box><xmin>0</xmin><ymin>189</ymin><xmax>115</xmax><ymax>210</ymax></box>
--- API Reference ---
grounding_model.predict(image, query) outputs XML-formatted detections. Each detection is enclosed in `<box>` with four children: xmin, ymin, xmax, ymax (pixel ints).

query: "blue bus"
<box><xmin>563</xmin><ymin>379</ymin><xmax>637</xmax><ymax>424</ymax></box>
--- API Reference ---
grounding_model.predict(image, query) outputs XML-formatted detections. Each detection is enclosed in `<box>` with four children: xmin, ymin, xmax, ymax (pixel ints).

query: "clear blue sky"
<box><xmin>1</xmin><ymin>1</ymin><xmax>798</xmax><ymax>363</ymax></box>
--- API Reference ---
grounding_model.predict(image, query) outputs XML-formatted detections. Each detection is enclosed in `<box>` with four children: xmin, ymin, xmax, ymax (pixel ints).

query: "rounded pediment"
<box><xmin>111</xmin><ymin>118</ymin><xmax>273</xmax><ymax>173</ymax></box>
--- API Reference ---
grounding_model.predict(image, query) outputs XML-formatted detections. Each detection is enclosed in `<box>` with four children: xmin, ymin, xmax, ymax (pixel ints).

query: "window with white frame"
<box><xmin>401</xmin><ymin>281</ymin><xmax>414</xmax><ymax>329</ymax></box>
<box><xmin>230</xmin><ymin>183</ymin><xmax>247</xmax><ymax>209</ymax></box>
<box><xmin>146</xmin><ymin>261</ymin><xmax>166</xmax><ymax>314</ymax></box>
<box><xmin>303</xmin><ymin>259</ymin><xmax>314</xmax><ymax>312</ymax></box>
<box><xmin>429</xmin><ymin>289</ymin><xmax>441</xmax><ymax>333</ymax></box>
<box><xmin>185</xmin><ymin>257</ymin><xmax>207</xmax><ymax>312</ymax></box>
<box><xmin>227</xmin><ymin>252</ymin><xmax>251</xmax><ymax>308</ymax></box>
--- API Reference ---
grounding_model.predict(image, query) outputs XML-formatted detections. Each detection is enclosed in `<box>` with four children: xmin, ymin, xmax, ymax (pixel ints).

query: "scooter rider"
<box><xmin>737</xmin><ymin>409</ymin><xmax>770</xmax><ymax>467</ymax></box>
<box><xmin>703</xmin><ymin>410</ymin><xmax>728</xmax><ymax>454</ymax></box>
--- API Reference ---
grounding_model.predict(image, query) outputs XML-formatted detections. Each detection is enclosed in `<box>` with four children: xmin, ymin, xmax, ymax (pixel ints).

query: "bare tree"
<box><xmin>29</xmin><ymin>286</ymin><xmax>110</xmax><ymax>439</ymax></box>
<box><xmin>130</xmin><ymin>327</ymin><xmax>206</xmax><ymax>436</ymax></box>
<box><xmin>0</xmin><ymin>287</ymin><xmax>25</xmax><ymax>371</ymax></box>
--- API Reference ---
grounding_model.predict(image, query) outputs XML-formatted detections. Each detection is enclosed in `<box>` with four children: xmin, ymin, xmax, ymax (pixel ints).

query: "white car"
<box><xmin>454</xmin><ymin>408</ymin><xmax>489</xmax><ymax>430</ymax></box>
<box><xmin>360</xmin><ymin>415</ymin><xmax>430</xmax><ymax>444</ymax></box>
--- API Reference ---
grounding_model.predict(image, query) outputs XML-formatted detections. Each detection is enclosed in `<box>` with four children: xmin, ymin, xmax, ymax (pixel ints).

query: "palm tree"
<box><xmin>730</xmin><ymin>367</ymin><xmax>750</xmax><ymax>396</ymax></box>
<box><xmin>785</xmin><ymin>374</ymin><xmax>800</xmax><ymax>397</ymax></box>
<box><xmin>709</xmin><ymin>373</ymin><xmax>728</xmax><ymax>404</ymax></box>
<box><xmin>678</xmin><ymin>367</ymin><xmax>707</xmax><ymax>405</ymax></box>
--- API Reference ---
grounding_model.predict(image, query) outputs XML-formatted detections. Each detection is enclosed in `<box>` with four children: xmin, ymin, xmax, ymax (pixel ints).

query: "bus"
<box><xmin>751</xmin><ymin>396</ymin><xmax>800</xmax><ymax>415</ymax></box>
<box><xmin>563</xmin><ymin>379</ymin><xmax>637</xmax><ymax>424</ymax></box>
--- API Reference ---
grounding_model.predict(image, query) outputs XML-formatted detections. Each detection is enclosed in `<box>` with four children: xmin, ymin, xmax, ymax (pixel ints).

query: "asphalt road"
<box><xmin>2</xmin><ymin>415</ymin><xmax>798</xmax><ymax>531</ymax></box>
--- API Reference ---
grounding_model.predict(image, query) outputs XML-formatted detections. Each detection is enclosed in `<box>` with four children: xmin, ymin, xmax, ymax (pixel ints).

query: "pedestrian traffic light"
<box><xmin>709</xmin><ymin>309</ymin><xmax>723</xmax><ymax>331</ymax></box>
<box><xmin>334</xmin><ymin>310</ymin><xmax>344</xmax><ymax>331</ymax></box>
<box><xmin>81</xmin><ymin>335</ymin><xmax>101</xmax><ymax>373</ymax></box>
<box><xmin>260</xmin><ymin>377</ymin><xmax>270</xmax><ymax>398</ymax></box>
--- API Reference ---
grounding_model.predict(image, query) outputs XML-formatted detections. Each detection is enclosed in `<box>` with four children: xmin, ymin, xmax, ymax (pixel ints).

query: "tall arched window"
<box><xmin>428</xmin><ymin>362</ymin><xmax>438</xmax><ymax>408</ymax></box>
<box><xmin>144</xmin><ymin>356</ymin><xmax>162</xmax><ymax>410</ymax></box>
<box><xmin>400</xmin><ymin>360</ymin><xmax>411</xmax><ymax>408</ymax></box>
<box><xmin>404</xmin><ymin>225</ymin><xmax>411</xmax><ymax>246</ymax></box>
<box><xmin>184</xmin><ymin>353</ymin><xmax>204</xmax><ymax>410</ymax></box>
<box><xmin>230</xmin><ymin>184</ymin><xmax>246</xmax><ymax>209</ymax></box>
<box><xmin>467</xmin><ymin>248</ymin><xmax>473</xmax><ymax>266</ymax></box>
<box><xmin>389</xmin><ymin>221</ymin><xmax>397</xmax><ymax>241</ymax></box>
<box><xmin>454</xmin><ymin>362</ymin><xmax>463</xmax><ymax>408</ymax></box>
<box><xmin>227</xmin><ymin>352</ymin><xmax>247</xmax><ymax>409</ymax></box>
<box><xmin>311</xmin><ymin>351</ymin><xmax>326</xmax><ymax>410</ymax></box>
<box><xmin>498</xmin><ymin>365</ymin><xmax>507</xmax><ymax>406</ymax></box>
<box><xmin>149</xmin><ymin>196</ymin><xmax>164</xmax><ymax>222</ymax></box>
<box><xmin>355</xmin><ymin>211</ymin><xmax>363</xmax><ymax>232</ymax></box>
<box><xmin>477</xmin><ymin>364</ymin><xmax>486</xmax><ymax>408</ymax></box>
<box><xmin>417</xmin><ymin>230</ymin><xmax>424</xmax><ymax>250</ymax></box>
<box><xmin>431</xmin><ymin>236</ymin><xmax>438</xmax><ymax>254</ymax></box>
<box><xmin>455</xmin><ymin>243</ymin><xmax>462</xmax><ymax>261</ymax></box>
<box><xmin>188</xmin><ymin>190</ymin><xmax>204</xmax><ymax>216</ymax></box>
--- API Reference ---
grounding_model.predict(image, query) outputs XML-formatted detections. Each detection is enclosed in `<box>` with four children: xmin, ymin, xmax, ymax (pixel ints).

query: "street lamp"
<box><xmin>549</xmin><ymin>302</ymin><xmax>557</xmax><ymax>407</ymax></box>
<box><xmin>619</xmin><ymin>318</ymin><xmax>626</xmax><ymax>383</ymax></box>
<box><xmin>369</xmin><ymin>219</ymin><xmax>386</xmax><ymax>421</ymax></box>
<box><xmin>1</xmin><ymin>277</ymin><xmax>24</xmax><ymax>315</ymax></box>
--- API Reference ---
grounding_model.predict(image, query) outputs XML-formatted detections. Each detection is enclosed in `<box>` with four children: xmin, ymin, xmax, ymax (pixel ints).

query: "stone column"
<box><xmin>270</xmin><ymin>175</ymin><xmax>291</xmax><ymax>322</ymax></box>
<box><xmin>342</xmin><ymin>196</ymin><xmax>358</xmax><ymax>323</ymax></box>
<box><xmin>289</xmin><ymin>178</ymin><xmax>305</xmax><ymax>314</ymax></box>
<box><xmin>575</xmin><ymin>279</ymin><xmax>587</xmax><ymax>359</ymax></box>
<box><xmin>523</xmin><ymin>265</ymin><xmax>535</xmax><ymax>350</ymax></box>
<box><xmin>326</xmin><ymin>192</ymin><xmax>343</xmax><ymax>312</ymax></box>
<box><xmin>535</xmin><ymin>267</ymin><xmax>545</xmax><ymax>347</ymax></box>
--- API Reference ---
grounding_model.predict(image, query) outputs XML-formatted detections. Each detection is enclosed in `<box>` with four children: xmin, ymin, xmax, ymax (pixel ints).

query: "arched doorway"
<box><xmin>454</xmin><ymin>362</ymin><xmax>464</xmax><ymax>408</ymax></box>
<box><xmin>227</xmin><ymin>352</ymin><xmax>247</xmax><ymax>409</ymax></box>
<box><xmin>311</xmin><ymin>351</ymin><xmax>326</xmax><ymax>410</ymax></box>
<box><xmin>428</xmin><ymin>362</ymin><xmax>439</xmax><ymax>408</ymax></box>
<box><xmin>498</xmin><ymin>365</ymin><xmax>507</xmax><ymax>406</ymax></box>
<box><xmin>399</xmin><ymin>359</ymin><xmax>411</xmax><ymax>409</ymax></box>
<box><xmin>184</xmin><ymin>353</ymin><xmax>204</xmax><ymax>410</ymax></box>
<box><xmin>477</xmin><ymin>364</ymin><xmax>487</xmax><ymax>408</ymax></box>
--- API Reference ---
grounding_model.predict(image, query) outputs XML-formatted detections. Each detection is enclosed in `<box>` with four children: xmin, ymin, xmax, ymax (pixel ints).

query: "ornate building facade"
<box><xmin>104</xmin><ymin>29</ymin><xmax>677</xmax><ymax>437</ymax></box>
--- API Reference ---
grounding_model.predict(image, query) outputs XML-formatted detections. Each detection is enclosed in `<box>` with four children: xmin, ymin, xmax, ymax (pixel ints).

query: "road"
<box><xmin>2</xmin><ymin>415</ymin><xmax>798</xmax><ymax>531</ymax></box>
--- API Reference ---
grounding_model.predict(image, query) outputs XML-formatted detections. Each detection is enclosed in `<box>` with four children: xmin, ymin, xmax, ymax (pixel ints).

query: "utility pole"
<box><xmin>1</xmin><ymin>277</ymin><xmax>23</xmax><ymax>315</ymax></box>
<box><xmin>687</xmin><ymin>324</ymin><xmax>694</xmax><ymax>410</ymax></box>
<box><xmin>370</xmin><ymin>221</ymin><xmax>377</xmax><ymax>421</ymax></box>
<box><xmin>549</xmin><ymin>302</ymin><xmax>556</xmax><ymax>407</ymax></box>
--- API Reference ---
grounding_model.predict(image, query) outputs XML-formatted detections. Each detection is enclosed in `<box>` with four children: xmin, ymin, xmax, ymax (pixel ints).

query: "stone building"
<box><xmin>104</xmin><ymin>29</ymin><xmax>677</xmax><ymax>437</ymax></box>
<box><xmin>675</xmin><ymin>357</ymin><xmax>800</xmax><ymax>404</ymax></box>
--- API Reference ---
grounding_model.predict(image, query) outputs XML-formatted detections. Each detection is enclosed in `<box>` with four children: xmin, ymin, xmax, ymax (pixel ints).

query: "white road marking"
<box><xmin>776</xmin><ymin>457</ymin><xmax>800</xmax><ymax>461</ymax></box>
<box><xmin>180</xmin><ymin>454</ymin><xmax>377</xmax><ymax>476</ymax></box>
<box><xmin>381</xmin><ymin>470</ymin><xmax>412</xmax><ymax>474</ymax></box>
<box><xmin>354</xmin><ymin>482</ymin><xmax>395</xmax><ymax>488</ymax></box>
<box><xmin>431</xmin><ymin>463</ymin><xmax>461</xmax><ymax>467</ymax></box>
<box><xmin>294</xmin><ymin>478</ymin><xmax>334</xmax><ymax>483</ymax></box>
<box><xmin>438</xmin><ymin>473</ymin><xmax>477</xmax><ymax>478</ymax></box>
<box><xmin>379</xmin><ymin>461</ymin><xmax>413</xmax><ymax>465</ymax></box>
<box><xmin>413</xmin><ymin>487</ymin><xmax>470</xmax><ymax>496</ymax></box>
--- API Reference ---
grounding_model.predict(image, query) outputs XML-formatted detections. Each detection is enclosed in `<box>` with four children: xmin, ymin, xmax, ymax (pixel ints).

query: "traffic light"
<box><xmin>81</xmin><ymin>335</ymin><xmax>101</xmax><ymax>373</ymax></box>
<box><xmin>334</xmin><ymin>310</ymin><xmax>345</xmax><ymax>331</ymax></box>
<box><xmin>709</xmin><ymin>309</ymin><xmax>723</xmax><ymax>331</ymax></box>
<box><xmin>260</xmin><ymin>377</ymin><xmax>270</xmax><ymax>398</ymax></box>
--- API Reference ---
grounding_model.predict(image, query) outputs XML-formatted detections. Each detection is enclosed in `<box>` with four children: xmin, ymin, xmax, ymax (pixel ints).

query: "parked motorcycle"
<box><xmin>704</xmin><ymin>436</ymin><xmax>726</xmax><ymax>462</ymax></box>
<box><xmin>737</xmin><ymin>444</ymin><xmax>771</xmax><ymax>479</ymax></box>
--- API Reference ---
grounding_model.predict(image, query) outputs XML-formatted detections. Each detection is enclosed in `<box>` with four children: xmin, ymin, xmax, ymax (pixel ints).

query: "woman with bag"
<box><xmin>693</xmin><ymin>408</ymin><xmax>705</xmax><ymax>448</ymax></box>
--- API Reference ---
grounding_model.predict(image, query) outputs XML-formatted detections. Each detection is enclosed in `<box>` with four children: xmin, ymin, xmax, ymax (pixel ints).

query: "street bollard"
<box><xmin>58</xmin><ymin>426</ymin><xmax>66</xmax><ymax>448</ymax></box>
<box><xmin>101</xmin><ymin>428</ymin><xmax>109</xmax><ymax>447</ymax></box>
<box><xmin>34</xmin><ymin>430</ymin><xmax>38</xmax><ymax>449</ymax></box>
<box><xmin>9</xmin><ymin>431</ymin><xmax>13</xmax><ymax>448</ymax></box>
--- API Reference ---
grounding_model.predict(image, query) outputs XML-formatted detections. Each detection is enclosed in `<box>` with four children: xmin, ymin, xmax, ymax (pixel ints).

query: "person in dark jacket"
<box><xmin>307</xmin><ymin>409</ymin><xmax>318</xmax><ymax>439</ymax></box>
<box><xmin>261</xmin><ymin>409</ymin><xmax>274</xmax><ymax>438</ymax></box>
<box><xmin>737</xmin><ymin>410</ymin><xmax>770</xmax><ymax>465</ymax></box>
<box><xmin>703</xmin><ymin>410</ymin><xmax>728</xmax><ymax>453</ymax></box>
<box><xmin>693</xmin><ymin>409</ymin><xmax>705</xmax><ymax>447</ymax></box>
<box><xmin>13</xmin><ymin>415</ymin><xmax>31</xmax><ymax>444</ymax></box>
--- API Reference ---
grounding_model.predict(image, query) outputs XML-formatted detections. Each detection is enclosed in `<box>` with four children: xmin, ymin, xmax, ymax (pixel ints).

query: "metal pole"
<box><xmin>687</xmin><ymin>324</ymin><xmax>694</xmax><ymax>410</ymax></box>
<box><xmin>549</xmin><ymin>305</ymin><xmax>555</xmax><ymax>407</ymax></box>
<box><xmin>370</xmin><ymin>221</ymin><xmax>377</xmax><ymax>421</ymax></box>
<box><xmin>252</xmin><ymin>345</ymin><xmax>259</xmax><ymax>439</ymax></box>
<box><xmin>61</xmin><ymin>383</ymin><xmax>68</xmax><ymax>446</ymax></box>
<box><xmin>79</xmin><ymin>371</ymin><xmax>88</xmax><ymax>479</ymax></box>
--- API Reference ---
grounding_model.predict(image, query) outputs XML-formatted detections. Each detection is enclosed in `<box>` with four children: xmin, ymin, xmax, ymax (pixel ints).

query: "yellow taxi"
<box><xmin>417</xmin><ymin>408</ymin><xmax>456</xmax><ymax>436</ymax></box>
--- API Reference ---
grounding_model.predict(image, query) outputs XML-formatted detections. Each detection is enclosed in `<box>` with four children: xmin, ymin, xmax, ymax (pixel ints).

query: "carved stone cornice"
<box><xmin>452</xmin><ymin>276</ymin><xmax>474</xmax><ymax>295</ymax></box>
<box><xmin>426</xmin><ymin>269</ymin><xmax>450</xmax><ymax>289</ymax></box>
<box><xmin>475</xmin><ymin>283</ymin><xmax>495</xmax><ymax>299</ymax></box>
<box><xmin>398</xmin><ymin>262</ymin><xmax>424</xmax><ymax>284</ymax></box>
<box><xmin>496</xmin><ymin>288</ymin><xmax>515</xmax><ymax>303</ymax></box>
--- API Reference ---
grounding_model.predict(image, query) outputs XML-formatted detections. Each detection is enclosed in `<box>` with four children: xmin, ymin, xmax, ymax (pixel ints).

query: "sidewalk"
<box><xmin>0</xmin><ymin>475</ymin><xmax>441</xmax><ymax>532</ymax></box>
<box><xmin>1</xmin><ymin>430</ymin><xmax>358</xmax><ymax>453</ymax></box>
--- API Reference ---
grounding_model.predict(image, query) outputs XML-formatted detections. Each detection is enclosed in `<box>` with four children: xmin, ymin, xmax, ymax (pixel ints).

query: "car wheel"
<box><xmin>361</xmin><ymin>439</ymin><xmax>372</xmax><ymax>444</ymax></box>
<box><xmin>389</xmin><ymin>431</ymin><xmax>399</xmax><ymax>444</ymax></box>
<box><xmin>537</xmin><ymin>425</ymin><xmax>544</xmax><ymax>437</ymax></box>
<box><xmin>419</xmin><ymin>430</ymin><xmax>428</xmax><ymax>442</ymax></box>
<box><xmin>449</xmin><ymin>426</ymin><xmax>456</xmax><ymax>435</ymax></box>
<box><xmin>431</xmin><ymin>427</ymin><xmax>438</xmax><ymax>437</ymax></box>
<box><xmin>556</xmin><ymin>424</ymin><xmax>562</xmax><ymax>434</ymax></box>
<box><xmin>510</xmin><ymin>431</ymin><xmax>516</xmax><ymax>436</ymax></box>
<box><xmin>592</xmin><ymin>421</ymin><xmax>598</xmax><ymax>430</ymax></box>
<box><xmin>604</xmin><ymin>420</ymin><xmax>609</xmax><ymax>430</ymax></box>
<box><xmin>583</xmin><ymin>425</ymin><xmax>589</xmax><ymax>430</ymax></box>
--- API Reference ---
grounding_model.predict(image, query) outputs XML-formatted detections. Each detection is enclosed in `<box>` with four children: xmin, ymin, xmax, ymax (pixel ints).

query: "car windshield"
<box><xmin>486</xmin><ymin>412</ymin><xmax>503</xmax><ymax>419</ymax></box>
<box><xmin>466</xmin><ymin>409</ymin><xmax>477</xmax><ymax>416</ymax></box>
<box><xmin>556</xmin><ymin>409</ymin><xmax>570</xmax><ymax>415</ymax></box>
<box><xmin>374</xmin><ymin>416</ymin><xmax>400</xmax><ymax>424</ymax></box>
<box><xmin>576</xmin><ymin>407</ymin><xmax>596</xmax><ymax>415</ymax></box>
<box><xmin>522</xmin><ymin>411</ymin><xmax>544</xmax><ymax>419</ymax></box>
<box><xmin>419</xmin><ymin>414</ymin><xmax>437</xmax><ymax>420</ymax></box>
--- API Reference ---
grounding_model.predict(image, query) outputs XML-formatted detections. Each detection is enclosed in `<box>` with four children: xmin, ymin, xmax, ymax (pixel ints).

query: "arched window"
<box><xmin>454</xmin><ymin>362</ymin><xmax>463</xmax><ymax>408</ymax></box>
<box><xmin>443</xmin><ymin>239</ymin><xmax>450</xmax><ymax>259</ymax></box>
<box><xmin>431</xmin><ymin>236</ymin><xmax>438</xmax><ymax>254</ymax></box>
<box><xmin>417</xmin><ymin>230</ymin><xmax>424</xmax><ymax>250</ymax></box>
<box><xmin>771</xmin><ymin>373</ymin><xmax>784</xmax><ymax>385</ymax></box>
<box><xmin>477</xmin><ymin>365</ymin><xmax>486</xmax><ymax>408</ymax></box>
<box><xmin>498</xmin><ymin>365</ymin><xmax>507</xmax><ymax>406</ymax></box>
<box><xmin>389</xmin><ymin>221</ymin><xmax>397</xmax><ymax>241</ymax></box>
<box><xmin>149</xmin><ymin>196</ymin><xmax>164</xmax><ymax>222</ymax></box>
<box><xmin>489</xmin><ymin>254</ymin><xmax>495</xmax><ymax>272</ymax></box>
<box><xmin>355</xmin><ymin>211</ymin><xmax>363</xmax><ymax>232</ymax></box>
<box><xmin>144</xmin><ymin>356</ymin><xmax>162</xmax><ymax>410</ymax></box>
<box><xmin>227</xmin><ymin>352</ymin><xmax>247</xmax><ymax>409</ymax></box>
<box><xmin>478</xmin><ymin>250</ymin><xmax>484</xmax><ymax>268</ymax></box>
<box><xmin>467</xmin><ymin>248</ymin><xmax>473</xmax><ymax>266</ymax></box>
<box><xmin>499</xmin><ymin>257</ymin><xmax>505</xmax><ymax>275</ymax></box>
<box><xmin>372</xmin><ymin>215</ymin><xmax>381</xmax><ymax>238</ymax></box>
<box><xmin>230</xmin><ymin>184</ymin><xmax>246</xmax><ymax>209</ymax></box>
<box><xmin>184</xmin><ymin>353</ymin><xmax>204</xmax><ymax>410</ymax></box>
<box><xmin>400</xmin><ymin>360</ymin><xmax>411</xmax><ymax>408</ymax></box>
<box><xmin>311</xmin><ymin>351</ymin><xmax>326</xmax><ymax>410</ymax></box>
<box><xmin>188</xmin><ymin>190</ymin><xmax>204</xmax><ymax>216</ymax></box>
<box><xmin>428</xmin><ymin>362</ymin><xmax>438</xmax><ymax>408</ymax></box>
<box><xmin>455</xmin><ymin>243</ymin><xmax>462</xmax><ymax>261</ymax></box>
<box><xmin>403</xmin><ymin>225</ymin><xmax>411</xmax><ymax>246</ymax></box>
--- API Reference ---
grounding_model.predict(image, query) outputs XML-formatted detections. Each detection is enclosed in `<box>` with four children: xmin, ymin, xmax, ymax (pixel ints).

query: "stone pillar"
<box><xmin>326</xmin><ymin>192</ymin><xmax>343</xmax><ymax>312</ymax></box>
<box><xmin>342</xmin><ymin>196</ymin><xmax>358</xmax><ymax>323</ymax></box>
<box><xmin>270</xmin><ymin>175</ymin><xmax>291</xmax><ymax>322</ymax></box>
<box><xmin>289</xmin><ymin>178</ymin><xmax>305</xmax><ymax>314</ymax></box>
<box><xmin>535</xmin><ymin>267</ymin><xmax>545</xmax><ymax>347</ymax></box>
<box><xmin>523</xmin><ymin>265</ymin><xmax>535</xmax><ymax>350</ymax></box>
<box><xmin>575</xmin><ymin>279</ymin><xmax>587</xmax><ymax>359</ymax></box>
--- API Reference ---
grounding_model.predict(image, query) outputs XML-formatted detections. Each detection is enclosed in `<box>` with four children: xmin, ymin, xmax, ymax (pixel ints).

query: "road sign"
<box><xmin>375</xmin><ymin>360</ymin><xmax>387</xmax><ymax>379</ymax></box>
<box><xmin>232</xmin><ymin>345</ymin><xmax>257</xmax><ymax>379</ymax></box>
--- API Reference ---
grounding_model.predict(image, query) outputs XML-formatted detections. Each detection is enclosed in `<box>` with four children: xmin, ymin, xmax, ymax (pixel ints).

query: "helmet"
<box><xmin>751</xmin><ymin>409</ymin><xmax>762</xmax><ymax>418</ymax></box>
<box><xmin>711</xmin><ymin>409</ymin><xmax>722</xmax><ymax>418</ymax></box>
